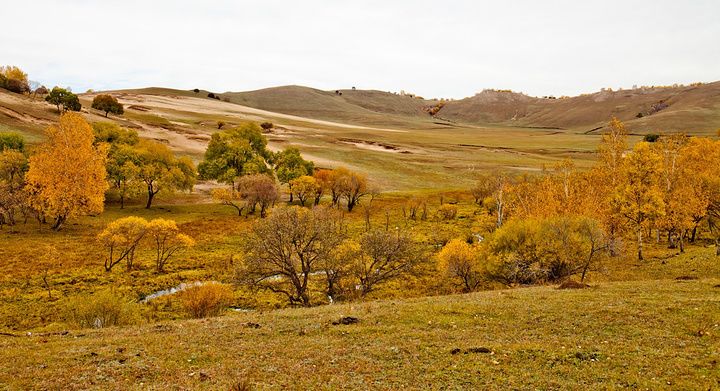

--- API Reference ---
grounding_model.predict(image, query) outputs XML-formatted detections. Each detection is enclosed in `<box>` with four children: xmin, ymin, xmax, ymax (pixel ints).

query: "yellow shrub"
<box><xmin>177</xmin><ymin>282</ymin><xmax>233</xmax><ymax>318</ymax></box>
<box><xmin>64</xmin><ymin>290</ymin><xmax>140</xmax><ymax>328</ymax></box>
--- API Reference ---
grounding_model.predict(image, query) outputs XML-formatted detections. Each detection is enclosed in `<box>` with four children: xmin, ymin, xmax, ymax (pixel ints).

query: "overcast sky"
<box><xmin>3</xmin><ymin>0</ymin><xmax>719</xmax><ymax>99</ymax></box>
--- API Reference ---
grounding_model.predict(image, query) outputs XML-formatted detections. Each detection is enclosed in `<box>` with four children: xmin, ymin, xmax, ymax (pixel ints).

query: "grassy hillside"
<box><xmin>439</xmin><ymin>82</ymin><xmax>720</xmax><ymax>136</ymax></box>
<box><xmin>1</xmin><ymin>277</ymin><xmax>718</xmax><ymax>389</ymax></box>
<box><xmin>0</xmin><ymin>88</ymin><xmax>610</xmax><ymax>190</ymax></box>
<box><xmin>224</xmin><ymin>86</ymin><xmax>438</xmax><ymax>129</ymax></box>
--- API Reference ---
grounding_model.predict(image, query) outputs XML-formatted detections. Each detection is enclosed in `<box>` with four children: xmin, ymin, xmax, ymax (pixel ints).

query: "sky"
<box><xmin>3</xmin><ymin>0</ymin><xmax>719</xmax><ymax>100</ymax></box>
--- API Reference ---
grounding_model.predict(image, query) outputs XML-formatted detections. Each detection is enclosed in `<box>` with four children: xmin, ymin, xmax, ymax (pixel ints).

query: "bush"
<box><xmin>643</xmin><ymin>133</ymin><xmax>660</xmax><ymax>142</ymax></box>
<box><xmin>438</xmin><ymin>204</ymin><xmax>458</xmax><ymax>220</ymax></box>
<box><xmin>64</xmin><ymin>290</ymin><xmax>140</xmax><ymax>328</ymax></box>
<box><xmin>177</xmin><ymin>282</ymin><xmax>232</xmax><ymax>318</ymax></box>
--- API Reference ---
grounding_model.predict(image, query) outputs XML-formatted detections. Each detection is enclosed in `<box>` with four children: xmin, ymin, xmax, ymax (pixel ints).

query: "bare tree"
<box><xmin>351</xmin><ymin>229</ymin><xmax>422</xmax><ymax>298</ymax></box>
<box><xmin>239</xmin><ymin>206</ymin><xmax>345</xmax><ymax>307</ymax></box>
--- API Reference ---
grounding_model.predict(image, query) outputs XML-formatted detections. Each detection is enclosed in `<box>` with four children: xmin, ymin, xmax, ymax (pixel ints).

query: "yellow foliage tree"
<box><xmin>98</xmin><ymin>216</ymin><xmax>148</xmax><ymax>271</ymax></box>
<box><xmin>437</xmin><ymin>239</ymin><xmax>483</xmax><ymax>292</ymax></box>
<box><xmin>146</xmin><ymin>218</ymin><xmax>194</xmax><ymax>272</ymax></box>
<box><xmin>26</xmin><ymin>112</ymin><xmax>109</xmax><ymax>230</ymax></box>
<box><xmin>610</xmin><ymin>142</ymin><xmax>665</xmax><ymax>260</ymax></box>
<box><xmin>289</xmin><ymin>175</ymin><xmax>318</xmax><ymax>207</ymax></box>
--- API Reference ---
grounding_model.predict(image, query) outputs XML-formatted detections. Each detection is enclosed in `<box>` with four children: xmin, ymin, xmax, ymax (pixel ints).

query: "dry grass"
<box><xmin>1</xmin><ymin>278</ymin><xmax>718</xmax><ymax>389</ymax></box>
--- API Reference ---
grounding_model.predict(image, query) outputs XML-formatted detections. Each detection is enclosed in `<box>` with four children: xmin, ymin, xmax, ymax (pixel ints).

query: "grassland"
<box><xmin>1</xmin><ymin>277</ymin><xmax>718</xmax><ymax>390</ymax></box>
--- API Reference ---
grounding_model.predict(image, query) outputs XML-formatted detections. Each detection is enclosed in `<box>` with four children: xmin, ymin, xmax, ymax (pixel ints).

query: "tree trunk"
<box><xmin>691</xmin><ymin>226</ymin><xmax>697</xmax><ymax>242</ymax></box>
<box><xmin>637</xmin><ymin>228</ymin><xmax>644</xmax><ymax>261</ymax></box>
<box><xmin>146</xmin><ymin>191</ymin><xmax>155</xmax><ymax>209</ymax></box>
<box><xmin>52</xmin><ymin>215</ymin><xmax>67</xmax><ymax>231</ymax></box>
<box><xmin>120</xmin><ymin>195</ymin><xmax>125</xmax><ymax>209</ymax></box>
<box><xmin>679</xmin><ymin>231</ymin><xmax>685</xmax><ymax>253</ymax></box>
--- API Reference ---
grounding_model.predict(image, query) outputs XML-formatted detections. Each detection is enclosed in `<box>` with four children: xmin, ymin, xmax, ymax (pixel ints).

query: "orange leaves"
<box><xmin>25</xmin><ymin>112</ymin><xmax>109</xmax><ymax>230</ymax></box>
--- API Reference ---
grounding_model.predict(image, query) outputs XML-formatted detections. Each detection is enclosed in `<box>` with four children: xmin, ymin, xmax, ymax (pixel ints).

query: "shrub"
<box><xmin>64</xmin><ymin>290</ymin><xmax>140</xmax><ymax>328</ymax></box>
<box><xmin>208</xmin><ymin>92</ymin><xmax>216</xmax><ymax>99</ymax></box>
<box><xmin>177</xmin><ymin>282</ymin><xmax>232</xmax><ymax>318</ymax></box>
<box><xmin>438</xmin><ymin>204</ymin><xmax>458</xmax><ymax>220</ymax></box>
<box><xmin>643</xmin><ymin>133</ymin><xmax>660</xmax><ymax>143</ymax></box>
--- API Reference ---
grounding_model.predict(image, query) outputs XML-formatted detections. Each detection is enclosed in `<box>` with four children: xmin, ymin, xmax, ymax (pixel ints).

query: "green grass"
<box><xmin>1</xmin><ymin>278</ymin><xmax>718</xmax><ymax>389</ymax></box>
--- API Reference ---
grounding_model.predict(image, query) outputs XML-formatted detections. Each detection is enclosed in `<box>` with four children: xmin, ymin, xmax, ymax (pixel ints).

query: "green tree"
<box><xmin>91</xmin><ymin>94</ymin><xmax>124</xmax><ymax>117</ymax></box>
<box><xmin>273</xmin><ymin>147</ymin><xmax>314</xmax><ymax>202</ymax></box>
<box><xmin>93</xmin><ymin>123</ymin><xmax>143</xmax><ymax>208</ymax></box>
<box><xmin>198</xmin><ymin>122</ymin><xmax>272</xmax><ymax>184</ymax></box>
<box><xmin>0</xmin><ymin>132</ymin><xmax>25</xmax><ymax>151</ymax></box>
<box><xmin>45</xmin><ymin>87</ymin><xmax>81</xmax><ymax>113</ymax></box>
<box><xmin>0</xmin><ymin>148</ymin><xmax>29</xmax><ymax>228</ymax></box>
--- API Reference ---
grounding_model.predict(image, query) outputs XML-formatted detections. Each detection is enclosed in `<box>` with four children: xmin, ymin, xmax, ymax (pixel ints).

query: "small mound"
<box><xmin>557</xmin><ymin>280</ymin><xmax>590</xmax><ymax>290</ymax></box>
<box><xmin>332</xmin><ymin>316</ymin><xmax>360</xmax><ymax>325</ymax></box>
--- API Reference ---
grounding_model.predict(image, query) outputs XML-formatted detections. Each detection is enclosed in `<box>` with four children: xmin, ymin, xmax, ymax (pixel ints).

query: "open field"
<box><xmin>1</xmin><ymin>277</ymin><xmax>718</xmax><ymax>390</ymax></box>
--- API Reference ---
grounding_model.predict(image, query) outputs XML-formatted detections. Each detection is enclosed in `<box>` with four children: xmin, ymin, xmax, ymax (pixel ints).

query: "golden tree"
<box><xmin>598</xmin><ymin>117</ymin><xmax>628</xmax><ymax>186</ymax></box>
<box><xmin>26</xmin><ymin>112</ymin><xmax>109</xmax><ymax>230</ymax></box>
<box><xmin>98</xmin><ymin>216</ymin><xmax>148</xmax><ymax>271</ymax></box>
<box><xmin>289</xmin><ymin>175</ymin><xmax>318</xmax><ymax>207</ymax></box>
<box><xmin>437</xmin><ymin>239</ymin><xmax>484</xmax><ymax>292</ymax></box>
<box><xmin>610</xmin><ymin>142</ymin><xmax>665</xmax><ymax>260</ymax></box>
<box><xmin>146</xmin><ymin>218</ymin><xmax>194</xmax><ymax>273</ymax></box>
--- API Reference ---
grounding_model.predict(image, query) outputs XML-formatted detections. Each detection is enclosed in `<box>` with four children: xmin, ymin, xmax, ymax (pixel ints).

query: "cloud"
<box><xmin>3</xmin><ymin>0</ymin><xmax>718</xmax><ymax>98</ymax></box>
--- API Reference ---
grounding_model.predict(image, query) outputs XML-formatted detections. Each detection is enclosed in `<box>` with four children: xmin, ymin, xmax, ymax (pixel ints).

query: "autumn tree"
<box><xmin>0</xmin><ymin>65</ymin><xmax>29</xmax><ymax>93</ymax></box>
<box><xmin>351</xmin><ymin>229</ymin><xmax>421</xmax><ymax>298</ymax></box>
<box><xmin>146</xmin><ymin>218</ymin><xmax>195</xmax><ymax>272</ymax></box>
<box><xmin>136</xmin><ymin>139</ymin><xmax>196</xmax><ymax>209</ymax></box>
<box><xmin>481</xmin><ymin>215</ymin><xmax>614</xmax><ymax>285</ymax></box>
<box><xmin>0</xmin><ymin>147</ymin><xmax>29</xmax><ymax>229</ymax></box>
<box><xmin>328</xmin><ymin>167</ymin><xmax>368</xmax><ymax>212</ymax></box>
<box><xmin>239</xmin><ymin>206</ymin><xmax>345</xmax><ymax>307</ymax></box>
<box><xmin>474</xmin><ymin>172</ymin><xmax>513</xmax><ymax>228</ymax></box>
<box><xmin>312</xmin><ymin>169</ymin><xmax>332</xmax><ymax>205</ymax></box>
<box><xmin>598</xmin><ymin>117</ymin><xmax>628</xmax><ymax>186</ymax></box>
<box><xmin>212</xmin><ymin>173</ymin><xmax>279</xmax><ymax>217</ymax></box>
<box><xmin>289</xmin><ymin>175</ymin><xmax>317</xmax><ymax>206</ymax></box>
<box><xmin>683</xmin><ymin>138</ymin><xmax>720</xmax><ymax>253</ymax></box>
<box><xmin>98</xmin><ymin>216</ymin><xmax>148</xmax><ymax>271</ymax></box>
<box><xmin>91</xmin><ymin>94</ymin><xmax>124</xmax><ymax>117</ymax></box>
<box><xmin>273</xmin><ymin>147</ymin><xmax>314</xmax><ymax>202</ymax></box>
<box><xmin>653</xmin><ymin>133</ymin><xmax>708</xmax><ymax>251</ymax></box>
<box><xmin>437</xmin><ymin>239</ymin><xmax>484</xmax><ymax>292</ymax></box>
<box><xmin>25</xmin><ymin>113</ymin><xmax>108</xmax><ymax>230</ymax></box>
<box><xmin>610</xmin><ymin>142</ymin><xmax>665</xmax><ymax>260</ymax></box>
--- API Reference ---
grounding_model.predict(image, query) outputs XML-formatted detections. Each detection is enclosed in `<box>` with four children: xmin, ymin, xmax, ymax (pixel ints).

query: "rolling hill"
<box><xmin>1</xmin><ymin>81</ymin><xmax>718</xmax><ymax>190</ymax></box>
